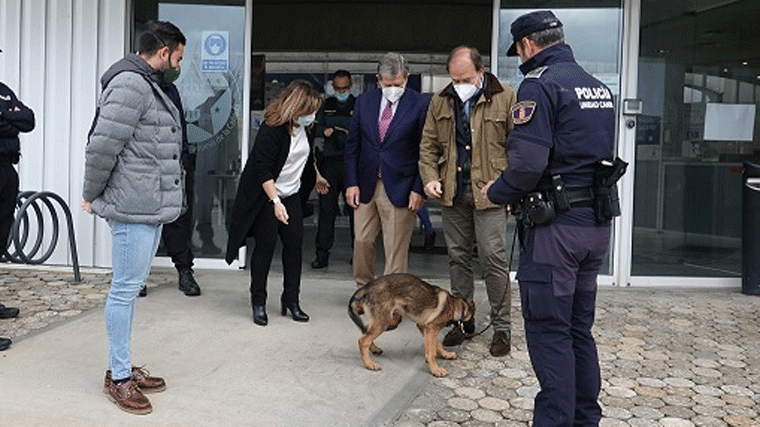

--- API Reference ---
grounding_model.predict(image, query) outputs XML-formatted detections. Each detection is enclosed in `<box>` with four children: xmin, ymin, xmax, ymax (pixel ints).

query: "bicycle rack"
<box><xmin>4</xmin><ymin>191</ymin><xmax>81</xmax><ymax>282</ymax></box>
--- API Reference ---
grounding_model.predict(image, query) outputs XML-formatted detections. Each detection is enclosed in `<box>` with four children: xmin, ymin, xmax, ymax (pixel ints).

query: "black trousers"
<box><xmin>249</xmin><ymin>193</ymin><xmax>303</xmax><ymax>307</ymax></box>
<box><xmin>161</xmin><ymin>167</ymin><xmax>195</xmax><ymax>270</ymax></box>
<box><xmin>0</xmin><ymin>164</ymin><xmax>19</xmax><ymax>259</ymax></box>
<box><xmin>315</xmin><ymin>156</ymin><xmax>353</xmax><ymax>259</ymax></box>
<box><xmin>518</xmin><ymin>217</ymin><xmax>610</xmax><ymax>427</ymax></box>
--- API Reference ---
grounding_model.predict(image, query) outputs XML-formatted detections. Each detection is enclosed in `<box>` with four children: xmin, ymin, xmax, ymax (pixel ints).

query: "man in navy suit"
<box><xmin>344</xmin><ymin>52</ymin><xmax>429</xmax><ymax>286</ymax></box>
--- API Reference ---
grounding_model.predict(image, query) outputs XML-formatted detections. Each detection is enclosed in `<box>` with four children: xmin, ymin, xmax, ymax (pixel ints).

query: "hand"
<box><xmin>346</xmin><ymin>186</ymin><xmax>360</xmax><ymax>209</ymax></box>
<box><xmin>424</xmin><ymin>180</ymin><xmax>442</xmax><ymax>199</ymax></box>
<box><xmin>323</xmin><ymin>128</ymin><xmax>334</xmax><ymax>137</ymax></box>
<box><xmin>481</xmin><ymin>180</ymin><xmax>495</xmax><ymax>204</ymax></box>
<box><xmin>316</xmin><ymin>175</ymin><xmax>330</xmax><ymax>195</ymax></box>
<box><xmin>408</xmin><ymin>191</ymin><xmax>424</xmax><ymax>212</ymax></box>
<box><xmin>273</xmin><ymin>201</ymin><xmax>289</xmax><ymax>225</ymax></box>
<box><xmin>81</xmin><ymin>200</ymin><xmax>93</xmax><ymax>215</ymax></box>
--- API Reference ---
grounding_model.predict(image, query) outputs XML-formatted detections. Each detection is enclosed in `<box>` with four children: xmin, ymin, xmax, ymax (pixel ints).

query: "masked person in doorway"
<box><xmin>82</xmin><ymin>20</ymin><xmax>186</xmax><ymax>415</ymax></box>
<box><xmin>483</xmin><ymin>11</ymin><xmax>619</xmax><ymax>426</ymax></box>
<box><xmin>135</xmin><ymin>21</ymin><xmax>201</xmax><ymax>298</ymax></box>
<box><xmin>344</xmin><ymin>52</ymin><xmax>429</xmax><ymax>287</ymax></box>
<box><xmin>312</xmin><ymin>70</ymin><xmax>356</xmax><ymax>269</ymax></box>
<box><xmin>225</xmin><ymin>80</ymin><xmax>321</xmax><ymax>326</ymax></box>
<box><xmin>419</xmin><ymin>45</ymin><xmax>516</xmax><ymax>357</ymax></box>
<box><xmin>0</xmin><ymin>47</ymin><xmax>36</xmax><ymax>352</ymax></box>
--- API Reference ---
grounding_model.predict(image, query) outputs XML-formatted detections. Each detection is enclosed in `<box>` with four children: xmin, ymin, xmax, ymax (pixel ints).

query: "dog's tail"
<box><xmin>348</xmin><ymin>286</ymin><xmax>368</xmax><ymax>334</ymax></box>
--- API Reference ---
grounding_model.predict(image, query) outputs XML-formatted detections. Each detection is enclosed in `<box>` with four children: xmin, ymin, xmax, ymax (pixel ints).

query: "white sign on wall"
<box><xmin>704</xmin><ymin>103</ymin><xmax>756</xmax><ymax>141</ymax></box>
<box><xmin>201</xmin><ymin>31</ymin><xmax>229</xmax><ymax>72</ymax></box>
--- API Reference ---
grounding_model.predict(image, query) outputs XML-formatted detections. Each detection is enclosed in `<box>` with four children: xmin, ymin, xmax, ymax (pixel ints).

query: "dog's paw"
<box><xmin>364</xmin><ymin>361</ymin><xmax>382</xmax><ymax>371</ymax></box>
<box><xmin>370</xmin><ymin>344</ymin><xmax>383</xmax><ymax>355</ymax></box>
<box><xmin>440</xmin><ymin>350</ymin><xmax>457</xmax><ymax>360</ymax></box>
<box><xmin>429</xmin><ymin>366</ymin><xmax>448</xmax><ymax>377</ymax></box>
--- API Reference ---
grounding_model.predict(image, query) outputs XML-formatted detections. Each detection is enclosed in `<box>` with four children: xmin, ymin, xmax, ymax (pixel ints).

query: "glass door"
<box><xmin>497</xmin><ymin>0</ymin><xmax>624</xmax><ymax>277</ymax></box>
<box><xmin>133</xmin><ymin>0</ymin><xmax>247</xmax><ymax>262</ymax></box>
<box><xmin>633</xmin><ymin>0</ymin><xmax>760</xmax><ymax>278</ymax></box>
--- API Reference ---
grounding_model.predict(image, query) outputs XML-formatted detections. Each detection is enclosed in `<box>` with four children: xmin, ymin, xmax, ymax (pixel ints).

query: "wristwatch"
<box><xmin>270</xmin><ymin>196</ymin><xmax>281</xmax><ymax>204</ymax></box>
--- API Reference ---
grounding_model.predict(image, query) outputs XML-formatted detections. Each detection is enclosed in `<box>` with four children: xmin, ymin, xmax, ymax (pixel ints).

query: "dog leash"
<box><xmin>462</xmin><ymin>222</ymin><xmax>519</xmax><ymax>338</ymax></box>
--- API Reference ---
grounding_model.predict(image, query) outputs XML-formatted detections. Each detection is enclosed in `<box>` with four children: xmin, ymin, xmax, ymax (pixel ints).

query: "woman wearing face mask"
<box><xmin>225</xmin><ymin>80</ymin><xmax>323</xmax><ymax>326</ymax></box>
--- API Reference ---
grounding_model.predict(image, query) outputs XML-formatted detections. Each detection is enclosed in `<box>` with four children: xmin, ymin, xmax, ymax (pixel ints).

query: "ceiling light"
<box><xmin>743</xmin><ymin>61</ymin><xmax>749</xmax><ymax>66</ymax></box>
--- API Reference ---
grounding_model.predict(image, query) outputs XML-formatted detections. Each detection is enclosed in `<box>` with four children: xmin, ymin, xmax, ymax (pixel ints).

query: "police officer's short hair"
<box><xmin>377</xmin><ymin>52</ymin><xmax>409</xmax><ymax>78</ymax></box>
<box><xmin>525</xmin><ymin>26</ymin><xmax>564</xmax><ymax>50</ymax></box>
<box><xmin>333</xmin><ymin>70</ymin><xmax>352</xmax><ymax>81</ymax></box>
<box><xmin>446</xmin><ymin>46</ymin><xmax>484</xmax><ymax>73</ymax></box>
<box><xmin>138</xmin><ymin>20</ymin><xmax>186</xmax><ymax>56</ymax></box>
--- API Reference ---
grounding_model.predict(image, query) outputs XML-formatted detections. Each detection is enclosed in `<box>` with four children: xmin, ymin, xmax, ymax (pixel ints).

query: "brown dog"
<box><xmin>348</xmin><ymin>273</ymin><xmax>476</xmax><ymax>377</ymax></box>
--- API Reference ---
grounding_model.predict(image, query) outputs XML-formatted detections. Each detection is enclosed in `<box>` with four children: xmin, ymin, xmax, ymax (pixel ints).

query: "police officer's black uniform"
<box><xmin>0</xmin><ymin>71</ymin><xmax>34</xmax><ymax>351</ymax></box>
<box><xmin>487</xmin><ymin>11</ymin><xmax>616</xmax><ymax>427</ymax></box>
<box><xmin>312</xmin><ymin>93</ymin><xmax>355</xmax><ymax>267</ymax></box>
<box><xmin>0</xmin><ymin>81</ymin><xmax>35</xmax><ymax>259</ymax></box>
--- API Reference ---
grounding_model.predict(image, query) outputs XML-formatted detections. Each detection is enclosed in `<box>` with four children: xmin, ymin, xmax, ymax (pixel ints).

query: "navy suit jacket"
<box><xmin>344</xmin><ymin>88</ymin><xmax>429</xmax><ymax>207</ymax></box>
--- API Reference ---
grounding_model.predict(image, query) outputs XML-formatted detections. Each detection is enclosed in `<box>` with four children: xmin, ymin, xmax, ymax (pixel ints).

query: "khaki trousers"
<box><xmin>353</xmin><ymin>179</ymin><xmax>416</xmax><ymax>286</ymax></box>
<box><xmin>441</xmin><ymin>184</ymin><xmax>511</xmax><ymax>332</ymax></box>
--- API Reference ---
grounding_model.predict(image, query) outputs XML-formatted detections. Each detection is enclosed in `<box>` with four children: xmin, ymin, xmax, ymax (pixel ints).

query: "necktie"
<box><xmin>378</xmin><ymin>101</ymin><xmax>393</xmax><ymax>142</ymax></box>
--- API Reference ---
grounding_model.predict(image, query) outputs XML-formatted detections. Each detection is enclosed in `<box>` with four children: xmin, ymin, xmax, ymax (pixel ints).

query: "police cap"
<box><xmin>506</xmin><ymin>10</ymin><xmax>562</xmax><ymax>57</ymax></box>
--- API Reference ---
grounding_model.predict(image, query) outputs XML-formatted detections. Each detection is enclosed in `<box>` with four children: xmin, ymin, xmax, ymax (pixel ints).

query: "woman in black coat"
<box><xmin>226</xmin><ymin>80</ymin><xmax>322</xmax><ymax>326</ymax></box>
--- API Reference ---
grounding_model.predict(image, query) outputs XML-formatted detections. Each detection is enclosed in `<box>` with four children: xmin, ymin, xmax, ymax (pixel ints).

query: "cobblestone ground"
<box><xmin>393</xmin><ymin>287</ymin><xmax>760</xmax><ymax>427</ymax></box>
<box><xmin>0</xmin><ymin>266</ymin><xmax>175</xmax><ymax>341</ymax></box>
<box><xmin>3</xmin><ymin>266</ymin><xmax>760</xmax><ymax>427</ymax></box>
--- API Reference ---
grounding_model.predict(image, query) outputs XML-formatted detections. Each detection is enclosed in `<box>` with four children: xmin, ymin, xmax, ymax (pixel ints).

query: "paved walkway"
<box><xmin>2</xmin><ymin>264</ymin><xmax>760</xmax><ymax>426</ymax></box>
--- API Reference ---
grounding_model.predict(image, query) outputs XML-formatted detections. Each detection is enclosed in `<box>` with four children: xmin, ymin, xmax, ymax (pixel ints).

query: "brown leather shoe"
<box><xmin>104</xmin><ymin>367</ymin><xmax>166</xmax><ymax>394</ymax></box>
<box><xmin>104</xmin><ymin>377</ymin><xmax>152</xmax><ymax>415</ymax></box>
<box><xmin>490</xmin><ymin>330</ymin><xmax>511</xmax><ymax>357</ymax></box>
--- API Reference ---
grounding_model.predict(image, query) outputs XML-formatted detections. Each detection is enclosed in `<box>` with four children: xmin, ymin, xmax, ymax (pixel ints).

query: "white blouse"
<box><xmin>275</xmin><ymin>125</ymin><xmax>309</xmax><ymax>198</ymax></box>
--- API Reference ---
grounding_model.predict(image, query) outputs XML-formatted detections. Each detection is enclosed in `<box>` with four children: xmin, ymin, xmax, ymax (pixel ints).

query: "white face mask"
<box><xmin>454</xmin><ymin>83</ymin><xmax>478</xmax><ymax>102</ymax></box>
<box><xmin>296</xmin><ymin>114</ymin><xmax>316</xmax><ymax>127</ymax></box>
<box><xmin>382</xmin><ymin>86</ymin><xmax>405</xmax><ymax>104</ymax></box>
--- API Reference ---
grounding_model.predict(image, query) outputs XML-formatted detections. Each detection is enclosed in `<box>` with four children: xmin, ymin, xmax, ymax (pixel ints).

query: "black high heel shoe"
<box><xmin>252</xmin><ymin>305</ymin><xmax>268</xmax><ymax>326</ymax></box>
<box><xmin>281</xmin><ymin>301</ymin><xmax>309</xmax><ymax>322</ymax></box>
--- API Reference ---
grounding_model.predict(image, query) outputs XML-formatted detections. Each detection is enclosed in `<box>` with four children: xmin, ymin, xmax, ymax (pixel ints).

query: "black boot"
<box><xmin>252</xmin><ymin>305</ymin><xmax>268</xmax><ymax>326</ymax></box>
<box><xmin>0</xmin><ymin>303</ymin><xmax>20</xmax><ymax>319</ymax></box>
<box><xmin>311</xmin><ymin>252</ymin><xmax>328</xmax><ymax>269</ymax></box>
<box><xmin>281</xmin><ymin>301</ymin><xmax>309</xmax><ymax>322</ymax></box>
<box><xmin>178</xmin><ymin>268</ymin><xmax>201</xmax><ymax>296</ymax></box>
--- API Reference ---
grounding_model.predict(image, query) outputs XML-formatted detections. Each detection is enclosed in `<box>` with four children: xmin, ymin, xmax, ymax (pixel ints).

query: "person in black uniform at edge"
<box><xmin>0</xmin><ymin>47</ymin><xmax>36</xmax><ymax>351</ymax></box>
<box><xmin>138</xmin><ymin>22</ymin><xmax>201</xmax><ymax>298</ymax></box>
<box><xmin>483</xmin><ymin>11</ymin><xmax>622</xmax><ymax>427</ymax></box>
<box><xmin>312</xmin><ymin>70</ymin><xmax>355</xmax><ymax>269</ymax></box>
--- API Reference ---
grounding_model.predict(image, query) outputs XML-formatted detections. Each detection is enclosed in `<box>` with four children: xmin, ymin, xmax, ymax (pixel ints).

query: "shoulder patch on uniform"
<box><xmin>512</xmin><ymin>101</ymin><xmax>536</xmax><ymax>125</ymax></box>
<box><xmin>525</xmin><ymin>66</ymin><xmax>548</xmax><ymax>79</ymax></box>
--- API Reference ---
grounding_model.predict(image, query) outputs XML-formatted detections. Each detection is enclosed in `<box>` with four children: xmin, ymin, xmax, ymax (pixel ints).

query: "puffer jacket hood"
<box><xmin>100</xmin><ymin>53</ymin><xmax>161</xmax><ymax>90</ymax></box>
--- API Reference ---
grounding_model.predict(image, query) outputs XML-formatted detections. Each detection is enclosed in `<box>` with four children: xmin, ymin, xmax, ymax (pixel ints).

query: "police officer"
<box><xmin>0</xmin><ymin>47</ymin><xmax>36</xmax><ymax>351</ymax></box>
<box><xmin>312</xmin><ymin>70</ymin><xmax>355</xmax><ymax>269</ymax></box>
<box><xmin>483</xmin><ymin>11</ymin><xmax>616</xmax><ymax>427</ymax></box>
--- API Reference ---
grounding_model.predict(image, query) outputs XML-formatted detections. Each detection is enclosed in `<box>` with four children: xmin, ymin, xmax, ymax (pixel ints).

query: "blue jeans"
<box><xmin>106</xmin><ymin>220</ymin><xmax>163</xmax><ymax>380</ymax></box>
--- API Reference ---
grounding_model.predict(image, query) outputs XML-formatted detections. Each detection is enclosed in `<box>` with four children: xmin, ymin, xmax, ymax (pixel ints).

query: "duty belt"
<box><xmin>565</xmin><ymin>188</ymin><xmax>594</xmax><ymax>207</ymax></box>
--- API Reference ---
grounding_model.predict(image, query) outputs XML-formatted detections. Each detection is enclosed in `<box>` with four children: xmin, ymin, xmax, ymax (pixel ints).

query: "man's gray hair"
<box><xmin>377</xmin><ymin>52</ymin><xmax>410</xmax><ymax>78</ymax></box>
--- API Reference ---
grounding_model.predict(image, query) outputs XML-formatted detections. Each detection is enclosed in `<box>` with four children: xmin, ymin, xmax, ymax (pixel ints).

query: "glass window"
<box><xmin>498</xmin><ymin>1</ymin><xmax>623</xmax><ymax>275</ymax></box>
<box><xmin>133</xmin><ymin>0</ymin><xmax>246</xmax><ymax>259</ymax></box>
<box><xmin>633</xmin><ymin>0</ymin><xmax>760</xmax><ymax>276</ymax></box>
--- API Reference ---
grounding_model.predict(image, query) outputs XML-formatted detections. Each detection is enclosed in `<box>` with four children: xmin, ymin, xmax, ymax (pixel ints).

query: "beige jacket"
<box><xmin>419</xmin><ymin>72</ymin><xmax>516</xmax><ymax>209</ymax></box>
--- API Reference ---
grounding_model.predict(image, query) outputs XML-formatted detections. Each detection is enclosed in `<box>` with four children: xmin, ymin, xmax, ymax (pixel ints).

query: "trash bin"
<box><xmin>742</xmin><ymin>161</ymin><xmax>760</xmax><ymax>295</ymax></box>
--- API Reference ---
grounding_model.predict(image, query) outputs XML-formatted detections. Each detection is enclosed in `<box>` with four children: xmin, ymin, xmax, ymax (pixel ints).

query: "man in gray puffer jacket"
<box><xmin>82</xmin><ymin>20</ymin><xmax>185</xmax><ymax>416</ymax></box>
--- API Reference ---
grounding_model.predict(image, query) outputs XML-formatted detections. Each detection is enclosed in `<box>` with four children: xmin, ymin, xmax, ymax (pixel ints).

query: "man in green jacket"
<box><xmin>418</xmin><ymin>45</ymin><xmax>516</xmax><ymax>357</ymax></box>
